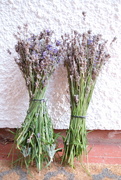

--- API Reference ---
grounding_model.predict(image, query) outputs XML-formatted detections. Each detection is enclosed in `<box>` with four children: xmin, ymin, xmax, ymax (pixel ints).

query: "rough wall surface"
<box><xmin>0</xmin><ymin>0</ymin><xmax>121</xmax><ymax>129</ymax></box>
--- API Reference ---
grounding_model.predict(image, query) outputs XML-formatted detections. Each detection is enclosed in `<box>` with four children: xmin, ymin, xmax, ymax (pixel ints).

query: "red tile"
<box><xmin>1</xmin><ymin>129</ymin><xmax>121</xmax><ymax>164</ymax></box>
<box><xmin>84</xmin><ymin>156</ymin><xmax>121</xmax><ymax>164</ymax></box>
<box><xmin>88</xmin><ymin>144</ymin><xmax>121</xmax><ymax>158</ymax></box>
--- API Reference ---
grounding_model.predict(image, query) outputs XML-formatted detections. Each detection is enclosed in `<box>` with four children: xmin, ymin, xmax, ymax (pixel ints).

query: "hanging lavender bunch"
<box><xmin>61</xmin><ymin>30</ymin><xmax>113</xmax><ymax>167</ymax></box>
<box><xmin>13</xmin><ymin>26</ymin><xmax>62</xmax><ymax>171</ymax></box>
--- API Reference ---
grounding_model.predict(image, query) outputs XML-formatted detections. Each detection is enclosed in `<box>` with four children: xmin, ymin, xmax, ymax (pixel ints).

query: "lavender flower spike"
<box><xmin>56</xmin><ymin>40</ymin><xmax>61</xmax><ymax>46</ymax></box>
<box><xmin>46</xmin><ymin>30</ymin><xmax>51</xmax><ymax>36</ymax></box>
<box><xmin>43</xmin><ymin>51</ymin><xmax>47</xmax><ymax>57</ymax></box>
<box><xmin>47</xmin><ymin>44</ymin><xmax>53</xmax><ymax>51</ymax></box>
<box><xmin>53</xmin><ymin>48</ymin><xmax>58</xmax><ymax>54</ymax></box>
<box><xmin>87</xmin><ymin>39</ymin><xmax>93</xmax><ymax>45</ymax></box>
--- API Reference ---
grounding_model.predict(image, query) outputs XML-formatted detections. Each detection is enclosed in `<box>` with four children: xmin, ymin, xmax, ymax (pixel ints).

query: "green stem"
<box><xmin>14</xmin><ymin>85</ymin><xmax>58</xmax><ymax>171</ymax></box>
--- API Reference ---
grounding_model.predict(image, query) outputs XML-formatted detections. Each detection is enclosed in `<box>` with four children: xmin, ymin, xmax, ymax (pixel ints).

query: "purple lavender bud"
<box><xmin>32</xmin><ymin>51</ymin><xmax>38</xmax><ymax>58</ymax></box>
<box><xmin>46</xmin><ymin>30</ymin><xmax>51</xmax><ymax>36</ymax></box>
<box><xmin>29</xmin><ymin>44</ymin><xmax>34</xmax><ymax>49</ymax></box>
<box><xmin>87</xmin><ymin>39</ymin><xmax>93</xmax><ymax>45</ymax></box>
<box><xmin>31</xmin><ymin>34</ymin><xmax>36</xmax><ymax>41</ymax></box>
<box><xmin>35</xmin><ymin>54</ymin><xmax>39</xmax><ymax>58</ymax></box>
<box><xmin>47</xmin><ymin>44</ymin><xmax>53</xmax><ymax>51</ymax></box>
<box><xmin>93</xmin><ymin>59</ymin><xmax>99</xmax><ymax>67</ymax></box>
<box><xmin>27</xmin><ymin>38</ymin><xmax>31</xmax><ymax>42</ymax></box>
<box><xmin>56</xmin><ymin>40</ymin><xmax>61</xmax><ymax>46</ymax></box>
<box><xmin>50</xmin><ymin>56</ymin><xmax>55</xmax><ymax>61</ymax></box>
<box><xmin>43</xmin><ymin>51</ymin><xmax>47</xmax><ymax>57</ymax></box>
<box><xmin>32</xmin><ymin>50</ymin><xmax>36</xmax><ymax>55</ymax></box>
<box><xmin>53</xmin><ymin>48</ymin><xmax>58</xmax><ymax>54</ymax></box>
<box><xmin>49</xmin><ymin>47</ymin><xmax>53</xmax><ymax>51</ymax></box>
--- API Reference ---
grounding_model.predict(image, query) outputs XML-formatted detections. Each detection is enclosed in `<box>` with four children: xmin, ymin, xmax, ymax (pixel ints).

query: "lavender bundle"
<box><xmin>14</xmin><ymin>28</ymin><xmax>61</xmax><ymax>171</ymax></box>
<box><xmin>62</xmin><ymin>30</ymin><xmax>111</xmax><ymax>167</ymax></box>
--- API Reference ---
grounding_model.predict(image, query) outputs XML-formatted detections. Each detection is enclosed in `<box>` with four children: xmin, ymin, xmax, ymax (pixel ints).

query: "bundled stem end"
<box><xmin>62</xmin><ymin>117</ymin><xmax>87</xmax><ymax>167</ymax></box>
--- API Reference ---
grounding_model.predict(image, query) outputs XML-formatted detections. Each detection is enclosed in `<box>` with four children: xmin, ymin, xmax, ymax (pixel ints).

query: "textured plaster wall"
<box><xmin>0</xmin><ymin>0</ymin><xmax>121</xmax><ymax>129</ymax></box>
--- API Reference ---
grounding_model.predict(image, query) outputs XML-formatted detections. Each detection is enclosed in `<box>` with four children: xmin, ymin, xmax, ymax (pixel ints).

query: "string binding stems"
<box><xmin>71</xmin><ymin>115</ymin><xmax>86</xmax><ymax>119</ymax></box>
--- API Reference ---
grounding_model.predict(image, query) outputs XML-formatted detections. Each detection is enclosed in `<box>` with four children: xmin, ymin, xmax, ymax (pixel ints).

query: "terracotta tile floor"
<box><xmin>0</xmin><ymin>129</ymin><xmax>121</xmax><ymax>164</ymax></box>
<box><xmin>1</xmin><ymin>129</ymin><xmax>121</xmax><ymax>180</ymax></box>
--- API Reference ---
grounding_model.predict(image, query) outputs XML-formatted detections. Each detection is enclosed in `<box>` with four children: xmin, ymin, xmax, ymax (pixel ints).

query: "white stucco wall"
<box><xmin>0</xmin><ymin>0</ymin><xmax>121</xmax><ymax>129</ymax></box>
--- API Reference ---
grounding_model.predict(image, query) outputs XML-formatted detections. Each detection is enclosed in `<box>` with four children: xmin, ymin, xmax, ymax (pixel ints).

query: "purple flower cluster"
<box><xmin>14</xmin><ymin>29</ymin><xmax>62</xmax><ymax>95</ymax></box>
<box><xmin>46</xmin><ymin>44</ymin><xmax>53</xmax><ymax>51</ymax></box>
<box><xmin>61</xmin><ymin>30</ymin><xmax>111</xmax><ymax>85</ymax></box>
